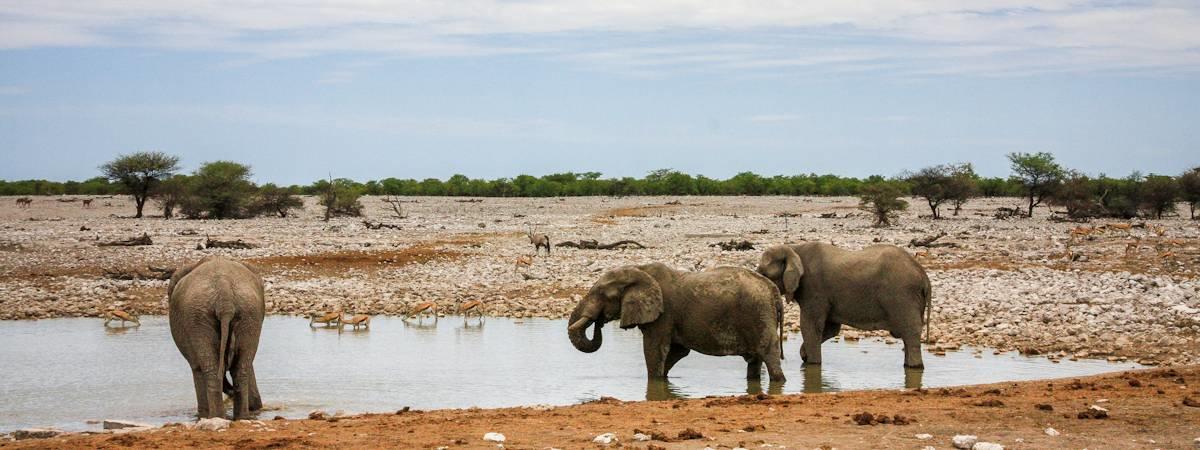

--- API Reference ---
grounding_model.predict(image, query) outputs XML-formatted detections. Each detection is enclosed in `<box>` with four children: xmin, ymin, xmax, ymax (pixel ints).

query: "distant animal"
<box><xmin>309</xmin><ymin>310</ymin><xmax>342</xmax><ymax>327</ymax></box>
<box><xmin>1152</xmin><ymin>225</ymin><xmax>1167</xmax><ymax>237</ymax></box>
<box><xmin>1124</xmin><ymin>238</ymin><xmax>1141</xmax><ymax>256</ymax></box>
<box><xmin>1102</xmin><ymin>223</ymin><xmax>1133</xmax><ymax>235</ymax></box>
<box><xmin>568</xmin><ymin>263</ymin><xmax>785</xmax><ymax>382</ymax></box>
<box><xmin>757</xmin><ymin>243</ymin><xmax>931</xmax><ymax>369</ymax></box>
<box><xmin>82</xmin><ymin>198</ymin><xmax>94</xmax><ymax>208</ymax></box>
<box><xmin>458</xmin><ymin>300</ymin><xmax>485</xmax><ymax>318</ymax></box>
<box><xmin>15</xmin><ymin>197</ymin><xmax>32</xmax><ymax>208</ymax></box>
<box><xmin>408</xmin><ymin>302</ymin><xmax>438</xmax><ymax>319</ymax></box>
<box><xmin>514</xmin><ymin>255</ymin><xmax>533</xmax><ymax>269</ymax></box>
<box><xmin>168</xmin><ymin>255</ymin><xmax>265</xmax><ymax>419</ymax></box>
<box><xmin>1069</xmin><ymin>226</ymin><xmax>1096</xmax><ymax>241</ymax></box>
<box><xmin>104</xmin><ymin>310</ymin><xmax>140</xmax><ymax>327</ymax></box>
<box><xmin>338</xmin><ymin>314</ymin><xmax>371</xmax><ymax>331</ymax></box>
<box><xmin>527</xmin><ymin>224</ymin><xmax>551</xmax><ymax>255</ymax></box>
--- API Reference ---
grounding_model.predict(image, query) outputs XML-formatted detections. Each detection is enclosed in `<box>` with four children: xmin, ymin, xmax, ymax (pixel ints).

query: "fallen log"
<box><xmin>556</xmin><ymin>239</ymin><xmax>647</xmax><ymax>250</ymax></box>
<box><xmin>909</xmin><ymin>232</ymin><xmax>947</xmax><ymax>248</ymax></box>
<box><xmin>818</xmin><ymin>212</ymin><xmax>838</xmax><ymax>219</ymax></box>
<box><xmin>98</xmin><ymin>233</ymin><xmax>152</xmax><ymax>247</ymax></box>
<box><xmin>710</xmin><ymin>240</ymin><xmax>755</xmax><ymax>251</ymax></box>
<box><xmin>204</xmin><ymin>237</ymin><xmax>258</xmax><ymax>249</ymax></box>
<box><xmin>362</xmin><ymin>220</ymin><xmax>402</xmax><ymax>230</ymax></box>
<box><xmin>103</xmin><ymin>266</ymin><xmax>174</xmax><ymax>281</ymax></box>
<box><xmin>774</xmin><ymin>212</ymin><xmax>801</xmax><ymax>218</ymax></box>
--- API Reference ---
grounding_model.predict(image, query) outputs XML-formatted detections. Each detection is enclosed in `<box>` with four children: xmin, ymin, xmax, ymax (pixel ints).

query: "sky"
<box><xmin>1</xmin><ymin>1</ymin><xmax>1199</xmax><ymax>185</ymax></box>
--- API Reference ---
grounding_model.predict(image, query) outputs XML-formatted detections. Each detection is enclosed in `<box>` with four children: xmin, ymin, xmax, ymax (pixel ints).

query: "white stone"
<box><xmin>915</xmin><ymin>433</ymin><xmax>933</xmax><ymax>440</ymax></box>
<box><xmin>192</xmin><ymin>417</ymin><xmax>231</xmax><ymax>431</ymax></box>
<box><xmin>632</xmin><ymin>433</ymin><xmax>650</xmax><ymax>441</ymax></box>
<box><xmin>483</xmin><ymin>432</ymin><xmax>506</xmax><ymax>442</ymax></box>
<box><xmin>952</xmin><ymin>435</ymin><xmax>978</xmax><ymax>449</ymax></box>
<box><xmin>592</xmin><ymin>432</ymin><xmax>618</xmax><ymax>444</ymax></box>
<box><xmin>973</xmin><ymin>443</ymin><xmax>1003</xmax><ymax>450</ymax></box>
<box><xmin>103</xmin><ymin>420</ymin><xmax>153</xmax><ymax>430</ymax></box>
<box><xmin>1044</xmin><ymin>428</ymin><xmax>1060</xmax><ymax>437</ymax></box>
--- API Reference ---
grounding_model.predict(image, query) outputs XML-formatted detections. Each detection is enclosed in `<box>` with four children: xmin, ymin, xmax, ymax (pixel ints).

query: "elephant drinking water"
<box><xmin>756</xmin><ymin>243</ymin><xmax>932</xmax><ymax>368</ymax></box>
<box><xmin>168</xmin><ymin>256</ymin><xmax>266</xmax><ymax>419</ymax></box>
<box><xmin>568</xmin><ymin>263</ymin><xmax>786</xmax><ymax>383</ymax></box>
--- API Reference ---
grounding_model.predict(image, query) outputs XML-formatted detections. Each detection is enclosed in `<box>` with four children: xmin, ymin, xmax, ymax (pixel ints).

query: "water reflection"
<box><xmin>103</xmin><ymin>326</ymin><xmax>136</xmax><ymax>336</ymax></box>
<box><xmin>904</xmin><ymin>367</ymin><xmax>924</xmax><ymax>390</ymax></box>
<box><xmin>644</xmin><ymin>379</ymin><xmax>685</xmax><ymax>401</ymax></box>
<box><xmin>745</xmin><ymin>380</ymin><xmax>784</xmax><ymax>396</ymax></box>
<box><xmin>802</xmin><ymin>366</ymin><xmax>835</xmax><ymax>393</ymax></box>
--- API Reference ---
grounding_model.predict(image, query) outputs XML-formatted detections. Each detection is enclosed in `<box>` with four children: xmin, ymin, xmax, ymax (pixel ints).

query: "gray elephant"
<box><xmin>568</xmin><ymin>263</ymin><xmax>786</xmax><ymax>382</ymax></box>
<box><xmin>168</xmin><ymin>256</ymin><xmax>266</xmax><ymax>419</ymax></box>
<box><xmin>757</xmin><ymin>243</ymin><xmax>931</xmax><ymax>368</ymax></box>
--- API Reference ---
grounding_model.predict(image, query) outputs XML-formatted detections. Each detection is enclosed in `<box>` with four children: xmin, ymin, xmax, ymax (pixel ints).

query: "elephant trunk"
<box><xmin>567</xmin><ymin>297</ymin><xmax>603</xmax><ymax>353</ymax></box>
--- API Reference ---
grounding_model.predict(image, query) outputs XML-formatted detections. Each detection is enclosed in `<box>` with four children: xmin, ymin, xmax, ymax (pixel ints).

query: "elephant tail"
<box><xmin>922</xmin><ymin>275</ymin><xmax>932</xmax><ymax>343</ymax></box>
<box><xmin>776</xmin><ymin>297</ymin><xmax>785</xmax><ymax>360</ymax></box>
<box><xmin>216</xmin><ymin>311</ymin><xmax>233</xmax><ymax>400</ymax></box>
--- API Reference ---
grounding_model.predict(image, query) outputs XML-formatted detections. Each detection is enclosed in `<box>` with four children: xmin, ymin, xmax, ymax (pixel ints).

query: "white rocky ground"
<box><xmin>1</xmin><ymin>195</ymin><xmax>1197</xmax><ymax>365</ymax></box>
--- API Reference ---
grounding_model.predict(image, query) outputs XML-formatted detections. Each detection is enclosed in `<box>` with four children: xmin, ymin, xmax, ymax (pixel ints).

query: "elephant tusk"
<box><xmin>568</xmin><ymin>317</ymin><xmax>593</xmax><ymax>331</ymax></box>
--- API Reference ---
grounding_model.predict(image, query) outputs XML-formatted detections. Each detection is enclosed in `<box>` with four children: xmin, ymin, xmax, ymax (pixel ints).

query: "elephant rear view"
<box><xmin>168</xmin><ymin>256</ymin><xmax>266</xmax><ymax>419</ymax></box>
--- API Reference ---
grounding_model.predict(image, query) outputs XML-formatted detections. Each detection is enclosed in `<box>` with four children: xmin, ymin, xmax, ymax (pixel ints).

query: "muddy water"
<box><xmin>0</xmin><ymin>316</ymin><xmax>1140</xmax><ymax>431</ymax></box>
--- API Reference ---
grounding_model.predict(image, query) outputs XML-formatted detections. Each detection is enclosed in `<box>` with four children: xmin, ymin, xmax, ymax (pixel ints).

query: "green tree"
<box><xmin>1180</xmin><ymin>167</ymin><xmax>1200</xmax><ymax>219</ymax></box>
<box><xmin>1139</xmin><ymin>174</ymin><xmax>1179</xmax><ymax>219</ymax></box>
<box><xmin>905</xmin><ymin>165</ymin><xmax>952</xmax><ymax>219</ymax></box>
<box><xmin>254</xmin><ymin>183</ymin><xmax>305</xmax><ymax>218</ymax></box>
<box><xmin>100</xmin><ymin>151</ymin><xmax>181</xmax><ymax>218</ymax></box>
<box><xmin>154</xmin><ymin>175</ymin><xmax>192</xmax><ymax>219</ymax></box>
<box><xmin>858</xmin><ymin>182</ymin><xmax>908</xmax><ymax>227</ymax></box>
<box><xmin>320</xmin><ymin>178</ymin><xmax>364</xmax><ymax>219</ymax></box>
<box><xmin>182</xmin><ymin>161</ymin><xmax>257</xmax><ymax>219</ymax></box>
<box><xmin>1007</xmin><ymin>152</ymin><xmax>1065</xmax><ymax>217</ymax></box>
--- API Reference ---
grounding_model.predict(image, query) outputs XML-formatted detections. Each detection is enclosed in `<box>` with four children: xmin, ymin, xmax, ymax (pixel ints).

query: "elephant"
<box><xmin>568</xmin><ymin>263</ymin><xmax>786</xmax><ymax>382</ymax></box>
<box><xmin>756</xmin><ymin>243</ymin><xmax>931</xmax><ymax>368</ymax></box>
<box><xmin>168</xmin><ymin>255</ymin><xmax>266</xmax><ymax>419</ymax></box>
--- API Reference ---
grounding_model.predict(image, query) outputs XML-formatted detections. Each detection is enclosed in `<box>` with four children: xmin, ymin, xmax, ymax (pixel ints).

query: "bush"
<box><xmin>179</xmin><ymin>161</ymin><xmax>257</xmax><ymax>219</ymax></box>
<box><xmin>253</xmin><ymin>183</ymin><xmax>305</xmax><ymax>218</ymax></box>
<box><xmin>906</xmin><ymin>163</ymin><xmax>977</xmax><ymax>219</ymax></box>
<box><xmin>1008</xmin><ymin>152</ymin><xmax>1065</xmax><ymax>217</ymax></box>
<box><xmin>1180</xmin><ymin>167</ymin><xmax>1200</xmax><ymax>219</ymax></box>
<box><xmin>154</xmin><ymin>175</ymin><xmax>191</xmax><ymax>219</ymax></box>
<box><xmin>319</xmin><ymin>178</ymin><xmax>364</xmax><ymax>219</ymax></box>
<box><xmin>858</xmin><ymin>182</ymin><xmax>908</xmax><ymax>227</ymax></box>
<box><xmin>100</xmin><ymin>151</ymin><xmax>181</xmax><ymax>218</ymax></box>
<box><xmin>1139</xmin><ymin>175</ymin><xmax>1179</xmax><ymax>219</ymax></box>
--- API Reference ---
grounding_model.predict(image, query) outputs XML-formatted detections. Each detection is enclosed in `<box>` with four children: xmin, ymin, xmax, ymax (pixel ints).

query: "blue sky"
<box><xmin>1</xmin><ymin>1</ymin><xmax>1198</xmax><ymax>185</ymax></box>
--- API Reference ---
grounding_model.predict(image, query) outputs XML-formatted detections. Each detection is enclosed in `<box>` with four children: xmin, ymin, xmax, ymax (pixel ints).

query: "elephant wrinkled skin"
<box><xmin>168</xmin><ymin>256</ymin><xmax>266</xmax><ymax>419</ymax></box>
<box><xmin>757</xmin><ymin>243</ymin><xmax>931</xmax><ymax>368</ymax></box>
<box><xmin>568</xmin><ymin>263</ymin><xmax>786</xmax><ymax>383</ymax></box>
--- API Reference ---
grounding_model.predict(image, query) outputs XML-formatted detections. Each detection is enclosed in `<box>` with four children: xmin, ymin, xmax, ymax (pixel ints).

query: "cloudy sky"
<box><xmin>1</xmin><ymin>1</ymin><xmax>1198</xmax><ymax>184</ymax></box>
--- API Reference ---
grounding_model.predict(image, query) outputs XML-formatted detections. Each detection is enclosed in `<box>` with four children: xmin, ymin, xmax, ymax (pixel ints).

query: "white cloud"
<box><xmin>1</xmin><ymin>1</ymin><xmax>1199</xmax><ymax>75</ymax></box>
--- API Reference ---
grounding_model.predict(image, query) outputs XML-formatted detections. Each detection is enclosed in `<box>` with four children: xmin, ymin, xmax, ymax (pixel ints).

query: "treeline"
<box><xmin>4</xmin><ymin>151</ymin><xmax>1198</xmax><ymax>221</ymax></box>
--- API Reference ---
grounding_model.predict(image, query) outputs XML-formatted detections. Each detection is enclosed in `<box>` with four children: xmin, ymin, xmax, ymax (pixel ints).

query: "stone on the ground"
<box><xmin>103</xmin><ymin>419</ymin><xmax>153</xmax><ymax>430</ymax></box>
<box><xmin>592</xmin><ymin>432</ymin><xmax>618</xmax><ymax>444</ymax></box>
<box><xmin>1044</xmin><ymin>427</ymin><xmax>1060</xmax><ymax>436</ymax></box>
<box><xmin>952</xmin><ymin>434</ymin><xmax>978</xmax><ymax>449</ymax></box>
<box><xmin>307</xmin><ymin>409</ymin><xmax>328</xmax><ymax>420</ymax></box>
<box><xmin>915</xmin><ymin>433</ymin><xmax>933</xmax><ymax>440</ymax></box>
<box><xmin>191</xmin><ymin>417</ymin><xmax>231</xmax><ymax>431</ymax></box>
<box><xmin>483</xmin><ymin>432</ymin><xmax>506</xmax><ymax>442</ymax></box>
<box><xmin>632</xmin><ymin>433</ymin><xmax>650</xmax><ymax>441</ymax></box>
<box><xmin>973</xmin><ymin>442</ymin><xmax>1004</xmax><ymax>450</ymax></box>
<box><xmin>13</xmin><ymin>428</ymin><xmax>62</xmax><ymax>440</ymax></box>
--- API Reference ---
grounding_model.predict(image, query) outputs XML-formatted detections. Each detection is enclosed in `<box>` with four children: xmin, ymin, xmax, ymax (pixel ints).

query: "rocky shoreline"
<box><xmin>1</xmin><ymin>195</ymin><xmax>1197</xmax><ymax>366</ymax></box>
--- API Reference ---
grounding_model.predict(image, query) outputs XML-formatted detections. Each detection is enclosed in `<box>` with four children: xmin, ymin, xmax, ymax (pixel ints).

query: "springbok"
<box><xmin>1069</xmin><ymin>225</ymin><xmax>1096</xmax><ymax>242</ymax></box>
<box><xmin>338</xmin><ymin>314</ymin><xmax>371</xmax><ymax>331</ymax></box>
<box><xmin>1103</xmin><ymin>223</ymin><xmax>1133</xmax><ymax>236</ymax></box>
<box><xmin>1124</xmin><ymin>238</ymin><xmax>1141</xmax><ymax>256</ymax></box>
<box><xmin>408</xmin><ymin>302</ymin><xmax>438</xmax><ymax>320</ymax></box>
<box><xmin>457</xmin><ymin>300</ymin><xmax>485</xmax><ymax>318</ymax></box>
<box><xmin>309</xmin><ymin>310</ymin><xmax>342</xmax><ymax>328</ymax></box>
<box><xmin>15</xmin><ymin>197</ymin><xmax>32</xmax><ymax>208</ymax></box>
<box><xmin>104</xmin><ymin>310</ymin><xmax>140</xmax><ymax>327</ymax></box>
<box><xmin>514</xmin><ymin>255</ymin><xmax>533</xmax><ymax>269</ymax></box>
<box><xmin>82</xmin><ymin>198</ymin><xmax>94</xmax><ymax>208</ymax></box>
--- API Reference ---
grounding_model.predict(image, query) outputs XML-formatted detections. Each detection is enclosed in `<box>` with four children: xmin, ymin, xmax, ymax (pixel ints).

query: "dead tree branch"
<box><xmin>362</xmin><ymin>220</ymin><xmax>403</xmax><ymax>230</ymax></box>
<box><xmin>556</xmin><ymin>239</ymin><xmax>646</xmax><ymax>250</ymax></box>
<box><xmin>98</xmin><ymin>233</ymin><xmax>152</xmax><ymax>247</ymax></box>
<box><xmin>710</xmin><ymin>240</ymin><xmax>756</xmax><ymax>251</ymax></box>
<box><xmin>204</xmin><ymin>237</ymin><xmax>258</xmax><ymax>249</ymax></box>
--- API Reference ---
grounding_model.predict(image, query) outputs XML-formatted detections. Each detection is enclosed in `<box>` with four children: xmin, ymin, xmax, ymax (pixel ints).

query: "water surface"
<box><xmin>0</xmin><ymin>316</ymin><xmax>1140</xmax><ymax>431</ymax></box>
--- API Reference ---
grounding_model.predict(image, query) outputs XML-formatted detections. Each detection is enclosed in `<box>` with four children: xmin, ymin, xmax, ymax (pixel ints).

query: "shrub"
<box><xmin>858</xmin><ymin>182</ymin><xmax>909</xmax><ymax>227</ymax></box>
<box><xmin>319</xmin><ymin>178</ymin><xmax>364</xmax><ymax>220</ymax></box>
<box><xmin>100</xmin><ymin>151</ymin><xmax>181</xmax><ymax>218</ymax></box>
<box><xmin>154</xmin><ymin>175</ymin><xmax>191</xmax><ymax>219</ymax></box>
<box><xmin>1008</xmin><ymin>152</ymin><xmax>1065</xmax><ymax>217</ymax></box>
<box><xmin>179</xmin><ymin>161</ymin><xmax>257</xmax><ymax>219</ymax></box>
<box><xmin>1180</xmin><ymin>167</ymin><xmax>1200</xmax><ymax>219</ymax></box>
<box><xmin>1139</xmin><ymin>174</ymin><xmax>1179</xmax><ymax>219</ymax></box>
<box><xmin>253</xmin><ymin>183</ymin><xmax>304</xmax><ymax>218</ymax></box>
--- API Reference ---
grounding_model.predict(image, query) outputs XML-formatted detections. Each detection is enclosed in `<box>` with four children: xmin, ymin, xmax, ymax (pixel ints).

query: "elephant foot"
<box><xmin>904</xmin><ymin>363</ymin><xmax>925</xmax><ymax>369</ymax></box>
<box><xmin>801</xmin><ymin>361</ymin><xmax>821</xmax><ymax>367</ymax></box>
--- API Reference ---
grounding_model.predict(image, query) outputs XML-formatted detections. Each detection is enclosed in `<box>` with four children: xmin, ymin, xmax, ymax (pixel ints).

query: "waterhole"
<box><xmin>0</xmin><ymin>316</ymin><xmax>1140</xmax><ymax>431</ymax></box>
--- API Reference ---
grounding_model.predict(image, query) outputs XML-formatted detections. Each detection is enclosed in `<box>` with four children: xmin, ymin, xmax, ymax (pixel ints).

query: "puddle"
<box><xmin>0</xmin><ymin>316</ymin><xmax>1141</xmax><ymax>431</ymax></box>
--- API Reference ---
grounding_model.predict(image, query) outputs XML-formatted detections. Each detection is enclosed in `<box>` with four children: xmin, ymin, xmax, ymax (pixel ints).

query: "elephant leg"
<box><xmin>202</xmin><ymin>365</ymin><xmax>225</xmax><ymax>418</ymax></box>
<box><xmin>663</xmin><ymin>344</ymin><xmax>690</xmax><ymax>377</ymax></box>
<box><xmin>642</xmin><ymin>338</ymin><xmax>670</xmax><ymax>379</ymax></box>
<box><xmin>745</xmin><ymin>356</ymin><xmax>763</xmax><ymax>380</ymax></box>
<box><xmin>247</xmin><ymin>364</ymin><xmax>262</xmax><ymax>412</ymax></box>
<box><xmin>764</xmin><ymin>337</ymin><xmax>786</xmax><ymax>383</ymax></box>
<box><xmin>190</xmin><ymin>368</ymin><xmax>210</xmax><ymax>418</ymax></box>
<box><xmin>901</xmin><ymin>332</ymin><xmax>924</xmax><ymax>369</ymax></box>
<box><xmin>821</xmin><ymin>322</ymin><xmax>841</xmax><ymax>343</ymax></box>
<box><xmin>799</xmin><ymin>317</ymin><xmax>826</xmax><ymax>366</ymax></box>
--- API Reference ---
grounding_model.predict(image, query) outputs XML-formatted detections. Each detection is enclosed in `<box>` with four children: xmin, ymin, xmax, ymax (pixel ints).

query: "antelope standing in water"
<box><xmin>104</xmin><ymin>310</ymin><xmax>140</xmax><ymax>327</ymax></box>
<box><xmin>457</xmin><ymin>300</ymin><xmax>485</xmax><ymax>319</ymax></box>
<box><xmin>407</xmin><ymin>302</ymin><xmax>439</xmax><ymax>322</ymax></box>
<box><xmin>309</xmin><ymin>310</ymin><xmax>342</xmax><ymax>327</ymax></box>
<box><xmin>338</xmin><ymin>314</ymin><xmax>371</xmax><ymax>332</ymax></box>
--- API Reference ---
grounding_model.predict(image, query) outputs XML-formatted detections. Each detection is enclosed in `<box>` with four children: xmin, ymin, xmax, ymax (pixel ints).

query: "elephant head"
<box><xmin>568</xmin><ymin>266</ymin><xmax>664</xmax><ymax>353</ymax></box>
<box><xmin>757</xmin><ymin>245</ymin><xmax>804</xmax><ymax>299</ymax></box>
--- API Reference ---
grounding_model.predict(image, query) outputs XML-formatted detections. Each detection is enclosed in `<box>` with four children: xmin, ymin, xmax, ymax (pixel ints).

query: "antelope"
<box><xmin>1124</xmin><ymin>238</ymin><xmax>1141</xmax><ymax>256</ymax></box>
<box><xmin>15</xmin><ymin>197</ymin><xmax>32</xmax><ymax>208</ymax></box>
<box><xmin>408</xmin><ymin>302</ymin><xmax>438</xmax><ymax>319</ymax></box>
<box><xmin>104</xmin><ymin>310</ymin><xmax>140</xmax><ymax>327</ymax></box>
<box><xmin>458</xmin><ymin>300</ymin><xmax>485</xmax><ymax>318</ymax></box>
<box><xmin>1069</xmin><ymin>226</ymin><xmax>1096</xmax><ymax>241</ymax></box>
<box><xmin>914</xmin><ymin>250</ymin><xmax>929</xmax><ymax>259</ymax></box>
<box><xmin>82</xmin><ymin>198</ymin><xmax>93</xmax><ymax>208</ymax></box>
<box><xmin>514</xmin><ymin>255</ymin><xmax>533</xmax><ymax>269</ymax></box>
<box><xmin>1103</xmin><ymin>223</ymin><xmax>1133</xmax><ymax>235</ymax></box>
<box><xmin>309</xmin><ymin>310</ymin><xmax>342</xmax><ymax>327</ymax></box>
<box><xmin>526</xmin><ymin>224</ymin><xmax>551</xmax><ymax>256</ymax></box>
<box><xmin>338</xmin><ymin>314</ymin><xmax>371</xmax><ymax>331</ymax></box>
<box><xmin>1152</xmin><ymin>225</ymin><xmax>1167</xmax><ymax>237</ymax></box>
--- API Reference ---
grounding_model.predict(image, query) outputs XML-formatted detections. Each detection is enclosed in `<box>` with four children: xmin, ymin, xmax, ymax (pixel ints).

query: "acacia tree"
<box><xmin>181</xmin><ymin>161</ymin><xmax>257</xmax><ymax>219</ymax></box>
<box><xmin>1180</xmin><ymin>167</ymin><xmax>1200</xmax><ymax>219</ymax></box>
<box><xmin>858</xmin><ymin>182</ymin><xmax>909</xmax><ymax>227</ymax></box>
<box><xmin>1139</xmin><ymin>174</ymin><xmax>1179</xmax><ymax>219</ymax></box>
<box><xmin>100</xmin><ymin>151</ymin><xmax>180</xmax><ymax>218</ymax></box>
<box><xmin>254</xmin><ymin>183</ymin><xmax>304</xmax><ymax>218</ymax></box>
<box><xmin>906</xmin><ymin>165</ymin><xmax>951</xmax><ymax>219</ymax></box>
<box><xmin>1008</xmin><ymin>152</ymin><xmax>1065</xmax><ymax>217</ymax></box>
<box><xmin>153</xmin><ymin>175</ymin><xmax>191</xmax><ymax>219</ymax></box>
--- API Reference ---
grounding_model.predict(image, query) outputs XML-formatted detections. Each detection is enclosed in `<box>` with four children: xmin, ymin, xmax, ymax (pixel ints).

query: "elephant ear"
<box><xmin>780</xmin><ymin>246</ymin><xmax>805</xmax><ymax>299</ymax></box>
<box><xmin>609</xmin><ymin>267</ymin><xmax>663</xmax><ymax>329</ymax></box>
<box><xmin>167</xmin><ymin>256</ymin><xmax>212</xmax><ymax>298</ymax></box>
